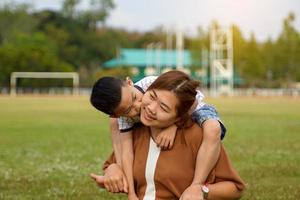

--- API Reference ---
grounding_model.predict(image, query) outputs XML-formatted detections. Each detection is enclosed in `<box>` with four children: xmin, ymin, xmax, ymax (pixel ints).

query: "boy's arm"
<box><xmin>109</xmin><ymin>118</ymin><xmax>122</xmax><ymax>166</ymax></box>
<box><xmin>156</xmin><ymin>124</ymin><xmax>177</xmax><ymax>149</ymax></box>
<box><xmin>190</xmin><ymin>102</ymin><xmax>224</xmax><ymax>185</ymax></box>
<box><xmin>192</xmin><ymin>119</ymin><xmax>221</xmax><ymax>185</ymax></box>
<box><xmin>121</xmin><ymin>131</ymin><xmax>138</xmax><ymax>200</ymax></box>
<box><xmin>180</xmin><ymin>119</ymin><xmax>221</xmax><ymax>200</ymax></box>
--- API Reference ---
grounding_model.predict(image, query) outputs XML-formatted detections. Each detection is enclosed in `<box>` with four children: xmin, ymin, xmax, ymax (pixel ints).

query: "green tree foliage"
<box><xmin>232</xmin><ymin>24</ymin><xmax>247</xmax><ymax>73</ymax></box>
<box><xmin>78</xmin><ymin>0</ymin><xmax>115</xmax><ymax>30</ymax></box>
<box><xmin>242</xmin><ymin>33</ymin><xmax>265</xmax><ymax>86</ymax></box>
<box><xmin>186</xmin><ymin>26</ymin><xmax>209</xmax><ymax>68</ymax></box>
<box><xmin>0</xmin><ymin>32</ymin><xmax>73</xmax><ymax>86</ymax></box>
<box><xmin>0</xmin><ymin>3</ymin><xmax>75</xmax><ymax>87</ymax></box>
<box><xmin>62</xmin><ymin>0</ymin><xmax>80</xmax><ymax>18</ymax></box>
<box><xmin>241</xmin><ymin>12</ymin><xmax>300</xmax><ymax>86</ymax></box>
<box><xmin>274</xmin><ymin>12</ymin><xmax>300</xmax><ymax>84</ymax></box>
<box><xmin>0</xmin><ymin>1</ymin><xmax>300</xmax><ymax>88</ymax></box>
<box><xmin>261</xmin><ymin>38</ymin><xmax>279</xmax><ymax>87</ymax></box>
<box><xmin>0</xmin><ymin>3</ymin><xmax>37</xmax><ymax>44</ymax></box>
<box><xmin>188</xmin><ymin>15</ymin><xmax>300</xmax><ymax>87</ymax></box>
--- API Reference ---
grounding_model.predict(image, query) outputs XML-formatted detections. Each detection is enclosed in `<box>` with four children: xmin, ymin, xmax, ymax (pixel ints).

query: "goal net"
<box><xmin>10</xmin><ymin>72</ymin><xmax>79</xmax><ymax>96</ymax></box>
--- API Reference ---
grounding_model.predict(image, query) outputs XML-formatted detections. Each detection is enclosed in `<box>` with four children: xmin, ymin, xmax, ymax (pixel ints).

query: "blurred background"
<box><xmin>0</xmin><ymin>0</ymin><xmax>300</xmax><ymax>95</ymax></box>
<box><xmin>0</xmin><ymin>0</ymin><xmax>299</xmax><ymax>200</ymax></box>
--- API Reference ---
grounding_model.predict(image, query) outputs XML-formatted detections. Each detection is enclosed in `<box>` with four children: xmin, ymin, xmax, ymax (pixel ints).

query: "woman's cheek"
<box><xmin>164</xmin><ymin>113</ymin><xmax>177</xmax><ymax>125</ymax></box>
<box><xmin>157</xmin><ymin>113</ymin><xmax>169</xmax><ymax>124</ymax></box>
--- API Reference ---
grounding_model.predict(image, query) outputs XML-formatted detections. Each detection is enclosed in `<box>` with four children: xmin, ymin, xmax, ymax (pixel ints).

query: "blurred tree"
<box><xmin>261</xmin><ymin>38</ymin><xmax>279</xmax><ymax>87</ymax></box>
<box><xmin>242</xmin><ymin>33</ymin><xmax>265</xmax><ymax>86</ymax></box>
<box><xmin>62</xmin><ymin>0</ymin><xmax>80</xmax><ymax>18</ymax></box>
<box><xmin>1</xmin><ymin>1</ymin><xmax>299</xmax><ymax>88</ymax></box>
<box><xmin>0</xmin><ymin>32</ymin><xmax>73</xmax><ymax>87</ymax></box>
<box><xmin>186</xmin><ymin>26</ymin><xmax>209</xmax><ymax>68</ymax></box>
<box><xmin>80</xmin><ymin>0</ymin><xmax>115</xmax><ymax>30</ymax></box>
<box><xmin>0</xmin><ymin>3</ymin><xmax>37</xmax><ymax>44</ymax></box>
<box><xmin>275</xmin><ymin>12</ymin><xmax>300</xmax><ymax>85</ymax></box>
<box><xmin>232</xmin><ymin>24</ymin><xmax>247</xmax><ymax>71</ymax></box>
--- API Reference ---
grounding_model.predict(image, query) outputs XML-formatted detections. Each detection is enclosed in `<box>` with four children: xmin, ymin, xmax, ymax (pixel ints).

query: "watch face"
<box><xmin>202</xmin><ymin>185</ymin><xmax>209</xmax><ymax>193</ymax></box>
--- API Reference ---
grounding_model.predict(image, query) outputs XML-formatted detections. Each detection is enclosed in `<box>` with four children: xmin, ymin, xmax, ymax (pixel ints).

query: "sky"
<box><xmin>9</xmin><ymin>0</ymin><xmax>300</xmax><ymax>41</ymax></box>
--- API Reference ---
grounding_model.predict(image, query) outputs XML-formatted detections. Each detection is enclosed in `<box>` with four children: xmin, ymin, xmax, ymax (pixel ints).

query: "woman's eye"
<box><xmin>160</xmin><ymin>106</ymin><xmax>168</xmax><ymax>112</ymax></box>
<box><xmin>150</xmin><ymin>94</ymin><xmax>155</xmax><ymax>100</ymax></box>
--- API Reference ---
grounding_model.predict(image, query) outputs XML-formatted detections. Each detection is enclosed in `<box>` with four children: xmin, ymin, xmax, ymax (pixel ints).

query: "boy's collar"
<box><xmin>134</xmin><ymin>85</ymin><xmax>144</xmax><ymax>94</ymax></box>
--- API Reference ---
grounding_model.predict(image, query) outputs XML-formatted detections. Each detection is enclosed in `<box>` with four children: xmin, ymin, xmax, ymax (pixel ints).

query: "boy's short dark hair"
<box><xmin>90</xmin><ymin>77</ymin><xmax>125</xmax><ymax>115</ymax></box>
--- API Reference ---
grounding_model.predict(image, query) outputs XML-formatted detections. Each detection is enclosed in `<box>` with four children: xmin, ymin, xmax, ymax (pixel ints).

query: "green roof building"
<box><xmin>103</xmin><ymin>48</ymin><xmax>206</xmax><ymax>82</ymax></box>
<box><xmin>103</xmin><ymin>48</ymin><xmax>243</xmax><ymax>85</ymax></box>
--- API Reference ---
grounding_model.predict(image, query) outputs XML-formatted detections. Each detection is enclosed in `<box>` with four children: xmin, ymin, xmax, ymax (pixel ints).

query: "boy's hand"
<box><xmin>179</xmin><ymin>184</ymin><xmax>203</xmax><ymax>200</ymax></box>
<box><xmin>156</xmin><ymin>125</ymin><xmax>177</xmax><ymax>150</ymax></box>
<box><xmin>128</xmin><ymin>193</ymin><xmax>139</xmax><ymax>200</ymax></box>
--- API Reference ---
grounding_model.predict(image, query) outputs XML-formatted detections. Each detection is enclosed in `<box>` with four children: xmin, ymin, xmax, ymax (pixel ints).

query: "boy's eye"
<box><xmin>124</xmin><ymin>109</ymin><xmax>131</xmax><ymax>114</ymax></box>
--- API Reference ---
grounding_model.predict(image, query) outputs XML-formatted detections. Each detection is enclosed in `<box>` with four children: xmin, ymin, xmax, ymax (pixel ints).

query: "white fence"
<box><xmin>0</xmin><ymin>87</ymin><xmax>299</xmax><ymax>97</ymax></box>
<box><xmin>0</xmin><ymin>87</ymin><xmax>90</xmax><ymax>96</ymax></box>
<box><xmin>232</xmin><ymin>88</ymin><xmax>300</xmax><ymax>97</ymax></box>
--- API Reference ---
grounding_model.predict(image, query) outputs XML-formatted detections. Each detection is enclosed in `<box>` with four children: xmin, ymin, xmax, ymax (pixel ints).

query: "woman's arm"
<box><xmin>206</xmin><ymin>181</ymin><xmax>243</xmax><ymax>200</ymax></box>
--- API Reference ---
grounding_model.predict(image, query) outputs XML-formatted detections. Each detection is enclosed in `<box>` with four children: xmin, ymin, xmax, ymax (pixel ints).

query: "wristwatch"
<box><xmin>201</xmin><ymin>184</ymin><xmax>209</xmax><ymax>200</ymax></box>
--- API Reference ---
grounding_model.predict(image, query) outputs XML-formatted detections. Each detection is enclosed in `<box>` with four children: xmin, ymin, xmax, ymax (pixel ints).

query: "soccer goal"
<box><xmin>10</xmin><ymin>72</ymin><xmax>79</xmax><ymax>96</ymax></box>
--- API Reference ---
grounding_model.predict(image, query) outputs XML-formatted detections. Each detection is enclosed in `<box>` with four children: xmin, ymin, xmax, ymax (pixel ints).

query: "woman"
<box><xmin>97</xmin><ymin>71</ymin><xmax>245</xmax><ymax>200</ymax></box>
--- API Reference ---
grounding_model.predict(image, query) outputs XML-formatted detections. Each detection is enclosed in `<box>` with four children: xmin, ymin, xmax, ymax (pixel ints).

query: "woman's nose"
<box><xmin>147</xmin><ymin>102</ymin><xmax>156</xmax><ymax>114</ymax></box>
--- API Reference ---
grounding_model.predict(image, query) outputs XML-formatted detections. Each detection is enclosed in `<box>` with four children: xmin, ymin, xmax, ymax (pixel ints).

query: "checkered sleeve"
<box><xmin>134</xmin><ymin>76</ymin><xmax>157</xmax><ymax>92</ymax></box>
<box><xmin>117</xmin><ymin>117</ymin><xmax>135</xmax><ymax>133</ymax></box>
<box><xmin>194</xmin><ymin>90</ymin><xmax>206</xmax><ymax>110</ymax></box>
<box><xmin>191</xmin><ymin>104</ymin><xmax>227</xmax><ymax>140</ymax></box>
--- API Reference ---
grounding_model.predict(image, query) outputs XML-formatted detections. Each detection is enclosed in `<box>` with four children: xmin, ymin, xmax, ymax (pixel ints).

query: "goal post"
<box><xmin>10</xmin><ymin>72</ymin><xmax>79</xmax><ymax>96</ymax></box>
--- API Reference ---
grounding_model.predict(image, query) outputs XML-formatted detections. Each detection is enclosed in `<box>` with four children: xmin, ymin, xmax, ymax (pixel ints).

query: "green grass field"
<box><xmin>0</xmin><ymin>96</ymin><xmax>299</xmax><ymax>200</ymax></box>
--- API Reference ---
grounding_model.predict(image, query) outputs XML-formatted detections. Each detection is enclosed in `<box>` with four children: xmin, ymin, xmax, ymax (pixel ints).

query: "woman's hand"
<box><xmin>90</xmin><ymin>163</ymin><xmax>128</xmax><ymax>193</ymax></box>
<box><xmin>179</xmin><ymin>184</ymin><xmax>204</xmax><ymax>200</ymax></box>
<box><xmin>90</xmin><ymin>173</ymin><xmax>105</xmax><ymax>188</ymax></box>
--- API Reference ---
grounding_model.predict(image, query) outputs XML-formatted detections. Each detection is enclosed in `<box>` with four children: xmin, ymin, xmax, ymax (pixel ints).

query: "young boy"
<box><xmin>90</xmin><ymin>75</ymin><xmax>226</xmax><ymax>199</ymax></box>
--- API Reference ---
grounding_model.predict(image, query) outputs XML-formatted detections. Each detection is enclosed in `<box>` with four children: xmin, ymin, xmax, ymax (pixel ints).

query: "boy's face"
<box><xmin>112</xmin><ymin>78</ymin><xmax>144</xmax><ymax>118</ymax></box>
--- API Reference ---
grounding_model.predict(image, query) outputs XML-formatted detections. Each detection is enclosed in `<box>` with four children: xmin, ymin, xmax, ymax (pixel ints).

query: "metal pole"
<box><xmin>10</xmin><ymin>73</ymin><xmax>16</xmax><ymax>96</ymax></box>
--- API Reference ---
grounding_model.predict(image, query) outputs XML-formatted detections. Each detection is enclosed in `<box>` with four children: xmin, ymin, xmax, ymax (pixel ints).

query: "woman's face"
<box><xmin>140</xmin><ymin>89</ymin><xmax>180</xmax><ymax>128</ymax></box>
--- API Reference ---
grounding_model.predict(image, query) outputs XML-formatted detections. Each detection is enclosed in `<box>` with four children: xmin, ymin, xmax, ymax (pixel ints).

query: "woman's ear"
<box><xmin>175</xmin><ymin>114</ymin><xmax>190</xmax><ymax>128</ymax></box>
<box><xmin>126</xmin><ymin>77</ymin><xmax>133</xmax><ymax>86</ymax></box>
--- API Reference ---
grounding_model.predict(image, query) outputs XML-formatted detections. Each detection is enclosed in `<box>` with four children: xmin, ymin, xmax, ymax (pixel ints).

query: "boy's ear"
<box><xmin>126</xmin><ymin>77</ymin><xmax>133</xmax><ymax>86</ymax></box>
